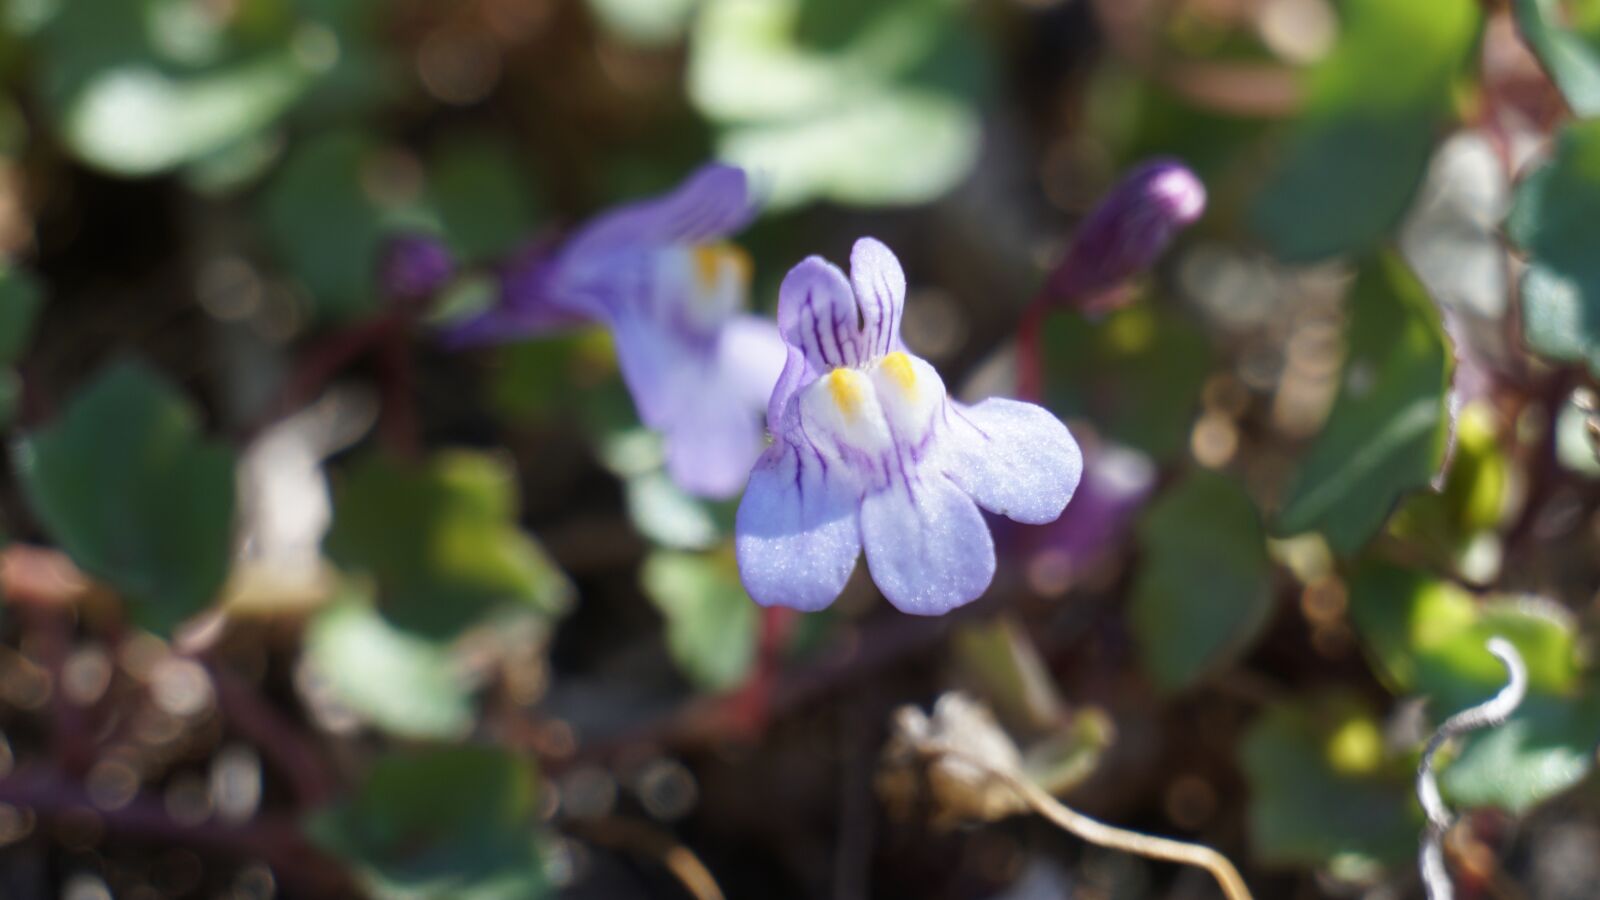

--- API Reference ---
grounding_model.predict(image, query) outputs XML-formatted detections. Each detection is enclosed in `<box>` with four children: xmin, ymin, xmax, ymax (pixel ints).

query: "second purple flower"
<box><xmin>447</xmin><ymin>164</ymin><xmax>784</xmax><ymax>499</ymax></box>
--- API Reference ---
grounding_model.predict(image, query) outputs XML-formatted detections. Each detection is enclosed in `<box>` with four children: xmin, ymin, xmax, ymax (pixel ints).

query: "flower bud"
<box><xmin>1047</xmin><ymin>159</ymin><xmax>1205</xmax><ymax>313</ymax></box>
<box><xmin>379</xmin><ymin>233</ymin><xmax>455</xmax><ymax>305</ymax></box>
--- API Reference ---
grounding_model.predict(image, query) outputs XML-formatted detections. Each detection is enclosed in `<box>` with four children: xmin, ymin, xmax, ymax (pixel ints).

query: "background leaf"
<box><xmin>257</xmin><ymin>130</ymin><xmax>419</xmax><ymax>320</ymax></box>
<box><xmin>688</xmin><ymin>0</ymin><xmax>986</xmax><ymax>209</ymax></box>
<box><xmin>325</xmin><ymin>450</ymin><xmax>569</xmax><ymax>640</ymax></box>
<box><xmin>1514</xmin><ymin>0</ymin><xmax>1600</xmax><ymax>116</ymax></box>
<box><xmin>1041</xmin><ymin>303</ymin><xmax>1210</xmax><ymax>462</ymax></box>
<box><xmin>304</xmin><ymin>595</ymin><xmax>472</xmax><ymax>739</ymax></box>
<box><xmin>1276</xmin><ymin>253</ymin><xmax>1453</xmax><ymax>554</ymax></box>
<box><xmin>641</xmin><ymin>549</ymin><xmax>756</xmax><ymax>691</ymax></box>
<box><xmin>1130</xmin><ymin>471</ymin><xmax>1273</xmax><ymax>691</ymax></box>
<box><xmin>14</xmin><ymin>360</ymin><xmax>235</xmax><ymax>635</ymax></box>
<box><xmin>1348</xmin><ymin>564</ymin><xmax>1600</xmax><ymax>813</ymax></box>
<box><xmin>1240</xmin><ymin>691</ymin><xmax>1420</xmax><ymax>880</ymax></box>
<box><xmin>1251</xmin><ymin>0</ymin><xmax>1480</xmax><ymax>260</ymax></box>
<box><xmin>1509</xmin><ymin>119</ymin><xmax>1600</xmax><ymax>372</ymax></box>
<box><xmin>307</xmin><ymin>746</ymin><xmax>547</xmax><ymax>900</ymax></box>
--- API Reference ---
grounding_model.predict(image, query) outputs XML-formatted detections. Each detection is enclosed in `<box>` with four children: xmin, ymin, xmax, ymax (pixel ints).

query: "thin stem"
<box><xmin>1416</xmin><ymin>637</ymin><xmax>1528</xmax><ymax>900</ymax></box>
<box><xmin>1014</xmin><ymin>298</ymin><xmax>1049</xmax><ymax>403</ymax></box>
<box><xmin>933</xmin><ymin>744</ymin><xmax>1253</xmax><ymax>900</ymax></box>
<box><xmin>577</xmin><ymin>817</ymin><xmax>726</xmax><ymax>900</ymax></box>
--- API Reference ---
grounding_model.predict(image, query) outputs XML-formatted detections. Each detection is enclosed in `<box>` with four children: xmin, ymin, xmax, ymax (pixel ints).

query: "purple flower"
<box><xmin>445</xmin><ymin>164</ymin><xmax>785</xmax><ymax>500</ymax></box>
<box><xmin>380</xmin><ymin>233</ymin><xmax>455</xmax><ymax>304</ymax></box>
<box><xmin>1048</xmin><ymin>159</ymin><xmax>1205</xmax><ymax>313</ymax></box>
<box><xmin>736</xmin><ymin>238</ymin><xmax>1083</xmax><ymax>616</ymax></box>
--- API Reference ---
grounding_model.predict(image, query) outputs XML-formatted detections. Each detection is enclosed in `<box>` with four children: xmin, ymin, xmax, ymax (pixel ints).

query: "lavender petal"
<box><xmin>860</xmin><ymin>473</ymin><xmax>995</xmax><ymax>616</ymax></box>
<box><xmin>941</xmin><ymin>398</ymin><xmax>1082</xmax><ymax>525</ymax></box>
<box><xmin>736</xmin><ymin>441</ymin><xmax>863</xmax><ymax>611</ymax></box>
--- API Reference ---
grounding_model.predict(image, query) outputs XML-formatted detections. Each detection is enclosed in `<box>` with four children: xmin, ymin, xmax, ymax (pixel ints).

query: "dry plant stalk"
<box><xmin>933</xmin><ymin>743</ymin><xmax>1253</xmax><ymax>900</ymax></box>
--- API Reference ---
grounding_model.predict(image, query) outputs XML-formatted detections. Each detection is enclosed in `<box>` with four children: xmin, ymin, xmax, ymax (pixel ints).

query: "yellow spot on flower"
<box><xmin>880</xmin><ymin>351</ymin><xmax>917</xmax><ymax>397</ymax></box>
<box><xmin>692</xmin><ymin>243</ymin><xmax>752</xmax><ymax>292</ymax></box>
<box><xmin>827</xmin><ymin>369</ymin><xmax>866</xmax><ymax>420</ymax></box>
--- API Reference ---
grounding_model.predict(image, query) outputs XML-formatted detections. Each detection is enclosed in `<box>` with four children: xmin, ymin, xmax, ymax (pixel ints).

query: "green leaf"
<box><xmin>304</xmin><ymin>596</ymin><xmax>472</xmax><ymax>739</ymax></box>
<box><xmin>34</xmin><ymin>0</ymin><xmax>320</xmax><ymax>177</ymax></box>
<box><xmin>1276</xmin><ymin>253</ymin><xmax>1453</xmax><ymax>555</ymax></box>
<box><xmin>0</xmin><ymin>265</ymin><xmax>44</xmax><ymax>364</ymax></box>
<box><xmin>1240</xmin><ymin>691</ymin><xmax>1419</xmax><ymax>879</ymax></box>
<box><xmin>325</xmin><ymin>450</ymin><xmax>569</xmax><ymax>640</ymax></box>
<box><xmin>1251</xmin><ymin>0</ymin><xmax>1481</xmax><ymax>260</ymax></box>
<box><xmin>14</xmin><ymin>360</ymin><xmax>235</xmax><ymax>635</ymax></box>
<box><xmin>642</xmin><ymin>549</ymin><xmax>756</xmax><ymax>691</ymax></box>
<box><xmin>1041</xmin><ymin>303</ymin><xmax>1211</xmax><ymax>462</ymax></box>
<box><xmin>427</xmin><ymin>136</ymin><xmax>539</xmax><ymax>262</ymax></box>
<box><xmin>1348</xmin><ymin>564</ymin><xmax>1600</xmax><ymax>812</ymax></box>
<box><xmin>1509</xmin><ymin>119</ymin><xmax>1600</xmax><ymax>372</ymax></box>
<box><xmin>1130</xmin><ymin>472</ymin><xmax>1273</xmax><ymax>691</ymax></box>
<box><xmin>716</xmin><ymin>90</ymin><xmax>980</xmax><ymax>210</ymax></box>
<box><xmin>307</xmin><ymin>746</ymin><xmax>548</xmax><ymax>900</ymax></box>
<box><xmin>585</xmin><ymin>0</ymin><xmax>699</xmax><ymax>46</ymax></box>
<box><xmin>688</xmin><ymin>0</ymin><xmax>987</xmax><ymax>209</ymax></box>
<box><xmin>1513</xmin><ymin>0</ymin><xmax>1600</xmax><ymax>116</ymax></box>
<box><xmin>258</xmin><ymin>131</ymin><xmax>418</xmax><ymax>320</ymax></box>
<box><xmin>1385</xmin><ymin>402</ymin><xmax>1509</xmax><ymax>575</ymax></box>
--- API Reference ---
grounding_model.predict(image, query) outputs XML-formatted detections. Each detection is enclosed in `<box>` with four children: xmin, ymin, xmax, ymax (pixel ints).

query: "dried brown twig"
<box><xmin>932</xmin><ymin>743</ymin><xmax>1254</xmax><ymax>900</ymax></box>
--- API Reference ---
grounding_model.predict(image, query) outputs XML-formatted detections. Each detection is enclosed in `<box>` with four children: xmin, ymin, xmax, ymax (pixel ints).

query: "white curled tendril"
<box><xmin>1416</xmin><ymin>637</ymin><xmax>1528</xmax><ymax>900</ymax></box>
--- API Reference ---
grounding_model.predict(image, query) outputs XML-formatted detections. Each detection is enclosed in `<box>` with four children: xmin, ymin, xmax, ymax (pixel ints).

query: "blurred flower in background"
<box><xmin>446</xmin><ymin>164</ymin><xmax>784</xmax><ymax>499</ymax></box>
<box><xmin>1047</xmin><ymin>159</ymin><xmax>1206</xmax><ymax>316</ymax></box>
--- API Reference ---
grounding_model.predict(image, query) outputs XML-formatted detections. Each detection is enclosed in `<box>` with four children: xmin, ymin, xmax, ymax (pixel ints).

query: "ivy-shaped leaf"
<box><xmin>304</xmin><ymin>596</ymin><xmax>472</xmax><ymax>739</ymax></box>
<box><xmin>1348</xmin><ymin>564</ymin><xmax>1600</xmax><ymax>814</ymax></box>
<box><xmin>1130</xmin><ymin>471</ymin><xmax>1273</xmax><ymax>691</ymax></box>
<box><xmin>642</xmin><ymin>549</ymin><xmax>756</xmax><ymax>692</ymax></box>
<box><xmin>1240</xmin><ymin>691</ymin><xmax>1420</xmax><ymax>880</ymax></box>
<box><xmin>1508</xmin><ymin>119</ymin><xmax>1600</xmax><ymax>373</ymax></box>
<box><xmin>257</xmin><ymin>131</ymin><xmax>421</xmax><ymax>320</ymax></box>
<box><xmin>325</xmin><ymin>450</ymin><xmax>569</xmax><ymax>640</ymax></box>
<box><xmin>33</xmin><ymin>0</ymin><xmax>320</xmax><ymax>177</ymax></box>
<box><xmin>1276</xmin><ymin>253</ymin><xmax>1453</xmax><ymax>555</ymax></box>
<box><xmin>1041</xmin><ymin>303</ymin><xmax>1210</xmax><ymax>463</ymax></box>
<box><xmin>1513</xmin><ymin>0</ymin><xmax>1600</xmax><ymax>117</ymax></box>
<box><xmin>688</xmin><ymin>0</ymin><xmax>987</xmax><ymax>209</ymax></box>
<box><xmin>14</xmin><ymin>361</ymin><xmax>235</xmax><ymax>635</ymax></box>
<box><xmin>307</xmin><ymin>746</ymin><xmax>548</xmax><ymax>900</ymax></box>
<box><xmin>1251</xmin><ymin>0</ymin><xmax>1481</xmax><ymax>261</ymax></box>
<box><xmin>427</xmin><ymin>135</ymin><xmax>540</xmax><ymax>262</ymax></box>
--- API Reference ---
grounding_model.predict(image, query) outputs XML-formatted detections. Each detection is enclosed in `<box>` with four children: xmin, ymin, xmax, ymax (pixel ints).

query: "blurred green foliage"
<box><xmin>5</xmin><ymin>0</ymin><xmax>1600</xmax><ymax>895</ymax></box>
<box><xmin>308</xmin><ymin>746</ymin><xmax>548</xmax><ymax>900</ymax></box>
<box><xmin>1276</xmin><ymin>253</ymin><xmax>1454</xmax><ymax>554</ymax></box>
<box><xmin>1130</xmin><ymin>471</ymin><xmax>1272</xmax><ymax>691</ymax></box>
<box><xmin>1251</xmin><ymin>0</ymin><xmax>1480</xmax><ymax>260</ymax></box>
<box><xmin>1509</xmin><ymin>119</ymin><xmax>1600</xmax><ymax>373</ymax></box>
<box><xmin>1350</xmin><ymin>565</ymin><xmax>1600</xmax><ymax>813</ymax></box>
<box><xmin>306</xmin><ymin>592</ymin><xmax>474</xmax><ymax>739</ymax></box>
<box><xmin>642</xmin><ymin>549</ymin><xmax>756</xmax><ymax>691</ymax></box>
<box><xmin>326</xmin><ymin>451</ymin><xmax>569</xmax><ymax>640</ymax></box>
<box><xmin>688</xmin><ymin>0</ymin><xmax>987</xmax><ymax>208</ymax></box>
<box><xmin>1514</xmin><ymin>0</ymin><xmax>1600</xmax><ymax>116</ymax></box>
<box><xmin>1241</xmin><ymin>691</ymin><xmax>1419</xmax><ymax>880</ymax></box>
<box><xmin>16</xmin><ymin>361</ymin><xmax>235</xmax><ymax>635</ymax></box>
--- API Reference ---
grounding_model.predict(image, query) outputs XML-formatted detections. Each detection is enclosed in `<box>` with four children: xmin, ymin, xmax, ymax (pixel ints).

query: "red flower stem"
<box><xmin>726</xmin><ymin>607</ymin><xmax>797</xmax><ymax>736</ymax></box>
<box><xmin>1015</xmin><ymin>293</ymin><xmax>1052</xmax><ymax>403</ymax></box>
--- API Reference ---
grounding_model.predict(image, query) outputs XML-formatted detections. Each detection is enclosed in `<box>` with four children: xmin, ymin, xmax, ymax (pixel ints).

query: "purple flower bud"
<box><xmin>1047</xmin><ymin>159</ymin><xmax>1205</xmax><ymax>313</ymax></box>
<box><xmin>379</xmin><ymin>233</ymin><xmax>455</xmax><ymax>303</ymax></box>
